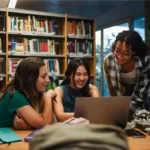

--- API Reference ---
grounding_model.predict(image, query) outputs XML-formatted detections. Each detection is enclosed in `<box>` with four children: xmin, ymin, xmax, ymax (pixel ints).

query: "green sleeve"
<box><xmin>8</xmin><ymin>91</ymin><xmax>30</xmax><ymax>113</ymax></box>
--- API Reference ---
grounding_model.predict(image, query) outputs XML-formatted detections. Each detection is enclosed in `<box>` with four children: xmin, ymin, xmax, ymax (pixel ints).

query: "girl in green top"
<box><xmin>0</xmin><ymin>57</ymin><xmax>56</xmax><ymax>129</ymax></box>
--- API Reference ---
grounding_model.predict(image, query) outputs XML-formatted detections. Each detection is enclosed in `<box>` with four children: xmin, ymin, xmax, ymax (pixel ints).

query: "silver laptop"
<box><xmin>74</xmin><ymin>96</ymin><xmax>131</xmax><ymax>129</ymax></box>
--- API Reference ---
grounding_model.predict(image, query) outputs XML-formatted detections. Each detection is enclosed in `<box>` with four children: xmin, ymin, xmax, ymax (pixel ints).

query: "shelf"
<box><xmin>8</xmin><ymin>52</ymin><xmax>65</xmax><ymax>58</ymax></box>
<box><xmin>0</xmin><ymin>31</ymin><xmax>6</xmax><ymax>34</ymax></box>
<box><xmin>67</xmin><ymin>35</ymin><xmax>93</xmax><ymax>40</ymax></box>
<box><xmin>48</xmin><ymin>73</ymin><xmax>65</xmax><ymax>78</ymax></box>
<box><xmin>0</xmin><ymin>52</ymin><xmax>6</xmax><ymax>56</ymax></box>
<box><xmin>68</xmin><ymin>55</ymin><xmax>93</xmax><ymax>58</ymax></box>
<box><xmin>8</xmin><ymin>32</ymin><xmax>65</xmax><ymax>38</ymax></box>
<box><xmin>0</xmin><ymin>74</ymin><xmax>6</xmax><ymax>77</ymax></box>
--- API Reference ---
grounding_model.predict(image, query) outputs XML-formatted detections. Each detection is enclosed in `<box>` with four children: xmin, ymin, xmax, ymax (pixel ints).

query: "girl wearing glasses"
<box><xmin>104</xmin><ymin>30</ymin><xmax>150</xmax><ymax>120</ymax></box>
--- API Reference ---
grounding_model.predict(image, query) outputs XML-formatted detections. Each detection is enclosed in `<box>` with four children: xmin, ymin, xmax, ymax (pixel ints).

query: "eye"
<box><xmin>41</xmin><ymin>74</ymin><xmax>47</xmax><ymax>79</ymax></box>
<box><xmin>41</xmin><ymin>76</ymin><xmax>46</xmax><ymax>79</ymax></box>
<box><xmin>76</xmin><ymin>73</ymin><xmax>81</xmax><ymax>76</ymax></box>
<box><xmin>83</xmin><ymin>73</ymin><xmax>88</xmax><ymax>76</ymax></box>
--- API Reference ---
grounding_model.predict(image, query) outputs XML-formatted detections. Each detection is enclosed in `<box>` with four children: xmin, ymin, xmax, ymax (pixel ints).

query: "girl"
<box><xmin>54</xmin><ymin>58</ymin><xmax>100</xmax><ymax>122</ymax></box>
<box><xmin>0</xmin><ymin>57</ymin><xmax>56</xmax><ymax>129</ymax></box>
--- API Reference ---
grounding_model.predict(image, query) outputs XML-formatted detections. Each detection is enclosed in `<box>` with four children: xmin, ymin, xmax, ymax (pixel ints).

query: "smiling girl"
<box><xmin>104</xmin><ymin>30</ymin><xmax>150</xmax><ymax>120</ymax></box>
<box><xmin>0</xmin><ymin>57</ymin><xmax>56</xmax><ymax>129</ymax></box>
<box><xmin>53</xmin><ymin>58</ymin><xmax>100</xmax><ymax>122</ymax></box>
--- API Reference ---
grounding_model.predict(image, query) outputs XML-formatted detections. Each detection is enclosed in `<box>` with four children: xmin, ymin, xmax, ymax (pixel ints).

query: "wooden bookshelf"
<box><xmin>0</xmin><ymin>8</ymin><xmax>96</xmax><ymax>89</ymax></box>
<box><xmin>0</xmin><ymin>8</ymin><xmax>6</xmax><ymax>90</ymax></box>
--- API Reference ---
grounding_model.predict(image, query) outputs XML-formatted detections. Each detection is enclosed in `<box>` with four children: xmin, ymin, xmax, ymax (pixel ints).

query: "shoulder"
<box><xmin>89</xmin><ymin>84</ymin><xmax>100</xmax><ymax>97</ymax></box>
<box><xmin>104</xmin><ymin>52</ymin><xmax>115</xmax><ymax>65</ymax></box>
<box><xmin>54</xmin><ymin>86</ymin><xmax>64</xmax><ymax>97</ymax></box>
<box><xmin>89</xmin><ymin>84</ymin><xmax>98</xmax><ymax>90</ymax></box>
<box><xmin>6</xmin><ymin>91</ymin><xmax>30</xmax><ymax>107</ymax></box>
<box><xmin>104</xmin><ymin>52</ymin><xmax>114</xmax><ymax>61</ymax></box>
<box><xmin>144</xmin><ymin>55</ymin><xmax>150</xmax><ymax>62</ymax></box>
<box><xmin>137</xmin><ymin>55</ymin><xmax>150</xmax><ymax>68</ymax></box>
<box><xmin>5</xmin><ymin>91</ymin><xmax>28</xmax><ymax>100</ymax></box>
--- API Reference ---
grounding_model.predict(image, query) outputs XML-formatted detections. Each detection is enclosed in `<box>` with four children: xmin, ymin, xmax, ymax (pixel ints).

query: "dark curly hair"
<box><xmin>112</xmin><ymin>30</ymin><xmax>149</xmax><ymax>58</ymax></box>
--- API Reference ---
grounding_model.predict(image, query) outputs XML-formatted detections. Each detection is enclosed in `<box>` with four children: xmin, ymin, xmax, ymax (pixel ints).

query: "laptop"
<box><xmin>74</xmin><ymin>96</ymin><xmax>131</xmax><ymax>129</ymax></box>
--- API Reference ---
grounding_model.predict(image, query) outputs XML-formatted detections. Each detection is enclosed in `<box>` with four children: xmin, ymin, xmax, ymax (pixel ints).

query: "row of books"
<box><xmin>44</xmin><ymin>59</ymin><xmax>60</xmax><ymax>75</ymax></box>
<box><xmin>8</xmin><ymin>38</ymin><xmax>60</xmax><ymax>55</ymax></box>
<box><xmin>8</xmin><ymin>15</ymin><xmax>59</xmax><ymax>35</ymax></box>
<box><xmin>67</xmin><ymin>20</ymin><xmax>91</xmax><ymax>37</ymax></box>
<box><xmin>67</xmin><ymin>40</ymin><xmax>92</xmax><ymax>56</ymax></box>
<box><xmin>8</xmin><ymin>58</ymin><xmax>60</xmax><ymax>75</ymax></box>
<box><xmin>8</xmin><ymin>58</ymin><xmax>22</xmax><ymax>74</ymax></box>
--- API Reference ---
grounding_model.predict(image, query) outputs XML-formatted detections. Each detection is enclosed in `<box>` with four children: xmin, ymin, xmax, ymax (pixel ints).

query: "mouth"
<box><xmin>77</xmin><ymin>82</ymin><xmax>85</xmax><ymax>87</ymax></box>
<box><xmin>116</xmin><ymin>58</ymin><xmax>124</xmax><ymax>63</ymax></box>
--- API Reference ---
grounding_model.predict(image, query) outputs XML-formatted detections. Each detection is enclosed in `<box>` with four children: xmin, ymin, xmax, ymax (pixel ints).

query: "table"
<box><xmin>0</xmin><ymin>130</ymin><xmax>150</xmax><ymax>150</ymax></box>
<box><xmin>0</xmin><ymin>130</ymin><xmax>32</xmax><ymax>150</ymax></box>
<box><xmin>128</xmin><ymin>135</ymin><xmax>150</xmax><ymax>150</ymax></box>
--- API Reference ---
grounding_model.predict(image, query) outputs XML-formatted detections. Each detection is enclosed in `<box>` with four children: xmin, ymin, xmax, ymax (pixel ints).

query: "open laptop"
<box><xmin>74</xmin><ymin>96</ymin><xmax>131</xmax><ymax>129</ymax></box>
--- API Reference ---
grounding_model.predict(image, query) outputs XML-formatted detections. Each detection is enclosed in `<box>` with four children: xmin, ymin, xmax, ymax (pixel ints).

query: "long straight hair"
<box><xmin>61</xmin><ymin>58</ymin><xmax>91</xmax><ymax>96</ymax></box>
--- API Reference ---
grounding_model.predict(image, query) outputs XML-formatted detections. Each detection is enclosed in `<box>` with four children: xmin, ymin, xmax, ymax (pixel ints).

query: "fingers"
<box><xmin>46</xmin><ymin>90</ymin><xmax>57</xmax><ymax>98</ymax></box>
<box><xmin>13</xmin><ymin>115</ymin><xmax>19</xmax><ymax>127</ymax></box>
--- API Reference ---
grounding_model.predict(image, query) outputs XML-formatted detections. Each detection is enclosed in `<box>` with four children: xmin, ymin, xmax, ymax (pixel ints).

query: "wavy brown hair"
<box><xmin>0</xmin><ymin>57</ymin><xmax>45</xmax><ymax>109</ymax></box>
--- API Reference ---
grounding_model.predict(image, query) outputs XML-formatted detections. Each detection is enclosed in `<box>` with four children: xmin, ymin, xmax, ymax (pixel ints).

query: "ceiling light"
<box><xmin>8</xmin><ymin>0</ymin><xmax>17</xmax><ymax>8</ymax></box>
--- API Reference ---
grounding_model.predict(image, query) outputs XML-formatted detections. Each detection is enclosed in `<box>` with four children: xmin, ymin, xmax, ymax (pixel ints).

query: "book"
<box><xmin>0</xmin><ymin>128</ymin><xmax>22</xmax><ymax>144</ymax></box>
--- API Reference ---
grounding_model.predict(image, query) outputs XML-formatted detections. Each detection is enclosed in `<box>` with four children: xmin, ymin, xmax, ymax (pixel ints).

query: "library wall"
<box><xmin>0</xmin><ymin>8</ymin><xmax>96</xmax><ymax>90</ymax></box>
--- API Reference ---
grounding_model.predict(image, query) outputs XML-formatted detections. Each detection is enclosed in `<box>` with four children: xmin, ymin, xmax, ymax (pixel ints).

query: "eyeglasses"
<box><xmin>114</xmin><ymin>48</ymin><xmax>132</xmax><ymax>58</ymax></box>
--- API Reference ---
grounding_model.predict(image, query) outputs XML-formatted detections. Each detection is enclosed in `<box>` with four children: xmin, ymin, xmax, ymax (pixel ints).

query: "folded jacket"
<box><xmin>29</xmin><ymin>123</ymin><xmax>129</xmax><ymax>150</ymax></box>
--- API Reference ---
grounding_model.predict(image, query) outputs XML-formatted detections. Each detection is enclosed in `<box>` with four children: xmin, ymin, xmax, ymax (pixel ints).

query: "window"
<box><xmin>95</xmin><ymin>30</ymin><xmax>101</xmax><ymax>93</ymax></box>
<box><xmin>133</xmin><ymin>17</ymin><xmax>145</xmax><ymax>41</ymax></box>
<box><xmin>96</xmin><ymin>23</ymin><xmax>129</xmax><ymax>96</ymax></box>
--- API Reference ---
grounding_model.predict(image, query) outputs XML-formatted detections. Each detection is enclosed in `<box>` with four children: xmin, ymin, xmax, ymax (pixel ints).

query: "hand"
<box><xmin>13</xmin><ymin>112</ymin><xmax>33</xmax><ymax>129</ymax></box>
<box><xmin>45</xmin><ymin>90</ymin><xmax>57</xmax><ymax>99</ymax></box>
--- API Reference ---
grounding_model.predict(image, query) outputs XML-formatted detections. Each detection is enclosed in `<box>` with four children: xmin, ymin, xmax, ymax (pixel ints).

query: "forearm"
<box><xmin>56</xmin><ymin>112</ymin><xmax>74</xmax><ymax>122</ymax></box>
<box><xmin>14</xmin><ymin>121</ymin><xmax>33</xmax><ymax>130</ymax></box>
<box><xmin>41</xmin><ymin>96</ymin><xmax>54</xmax><ymax>124</ymax></box>
<box><xmin>13</xmin><ymin>115</ymin><xmax>33</xmax><ymax>130</ymax></box>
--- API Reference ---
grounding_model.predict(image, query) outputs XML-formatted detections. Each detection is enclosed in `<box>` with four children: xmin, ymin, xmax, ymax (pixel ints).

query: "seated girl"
<box><xmin>0</xmin><ymin>57</ymin><xmax>56</xmax><ymax>129</ymax></box>
<box><xmin>53</xmin><ymin>58</ymin><xmax>100</xmax><ymax>122</ymax></box>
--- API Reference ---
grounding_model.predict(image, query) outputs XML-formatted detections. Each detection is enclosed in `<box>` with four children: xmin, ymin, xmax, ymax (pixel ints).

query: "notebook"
<box><xmin>0</xmin><ymin>128</ymin><xmax>22</xmax><ymax>144</ymax></box>
<box><xmin>74</xmin><ymin>96</ymin><xmax>131</xmax><ymax>129</ymax></box>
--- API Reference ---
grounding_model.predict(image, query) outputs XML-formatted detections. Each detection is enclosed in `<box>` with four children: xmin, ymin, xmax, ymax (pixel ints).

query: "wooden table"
<box><xmin>0</xmin><ymin>130</ymin><xmax>32</xmax><ymax>150</ymax></box>
<box><xmin>0</xmin><ymin>130</ymin><xmax>150</xmax><ymax>150</ymax></box>
<box><xmin>128</xmin><ymin>135</ymin><xmax>150</xmax><ymax>150</ymax></box>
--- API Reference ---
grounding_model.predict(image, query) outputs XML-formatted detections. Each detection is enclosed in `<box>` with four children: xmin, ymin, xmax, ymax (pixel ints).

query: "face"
<box><xmin>69</xmin><ymin>65</ymin><xmax>89</xmax><ymax>89</ymax></box>
<box><xmin>36</xmin><ymin>66</ymin><xmax>50</xmax><ymax>92</ymax></box>
<box><xmin>114</xmin><ymin>41</ymin><xmax>133</xmax><ymax>65</ymax></box>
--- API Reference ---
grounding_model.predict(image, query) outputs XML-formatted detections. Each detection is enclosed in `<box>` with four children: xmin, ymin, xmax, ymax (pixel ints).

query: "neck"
<box><xmin>121</xmin><ymin>58</ymin><xmax>135</xmax><ymax>73</ymax></box>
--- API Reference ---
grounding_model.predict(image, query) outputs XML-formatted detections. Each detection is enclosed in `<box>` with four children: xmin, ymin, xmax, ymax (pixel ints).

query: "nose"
<box><xmin>80</xmin><ymin>75</ymin><xmax>85</xmax><ymax>80</ymax></box>
<box><xmin>46</xmin><ymin>76</ymin><xmax>50</xmax><ymax>82</ymax></box>
<box><xmin>117</xmin><ymin>53</ymin><xmax>123</xmax><ymax>59</ymax></box>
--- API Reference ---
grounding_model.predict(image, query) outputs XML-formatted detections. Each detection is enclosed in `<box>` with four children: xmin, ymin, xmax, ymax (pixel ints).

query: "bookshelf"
<box><xmin>0</xmin><ymin>8</ymin><xmax>6</xmax><ymax>90</ymax></box>
<box><xmin>0</xmin><ymin>8</ymin><xmax>96</xmax><ymax>90</ymax></box>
